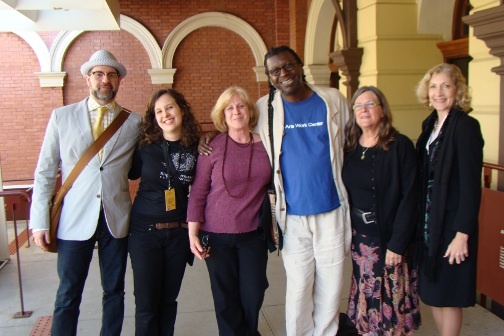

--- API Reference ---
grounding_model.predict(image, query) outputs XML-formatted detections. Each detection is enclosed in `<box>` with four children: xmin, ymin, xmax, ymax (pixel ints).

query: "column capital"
<box><xmin>34</xmin><ymin>72</ymin><xmax>66</xmax><ymax>87</ymax></box>
<box><xmin>463</xmin><ymin>5</ymin><xmax>504</xmax><ymax>75</ymax></box>
<box><xmin>147</xmin><ymin>69</ymin><xmax>177</xmax><ymax>85</ymax></box>
<box><xmin>329</xmin><ymin>47</ymin><xmax>363</xmax><ymax>99</ymax></box>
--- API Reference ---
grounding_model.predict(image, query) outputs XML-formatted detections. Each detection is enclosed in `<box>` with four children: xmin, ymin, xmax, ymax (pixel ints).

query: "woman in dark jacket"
<box><xmin>416</xmin><ymin>63</ymin><xmax>484</xmax><ymax>336</ymax></box>
<box><xmin>343</xmin><ymin>86</ymin><xmax>421</xmax><ymax>334</ymax></box>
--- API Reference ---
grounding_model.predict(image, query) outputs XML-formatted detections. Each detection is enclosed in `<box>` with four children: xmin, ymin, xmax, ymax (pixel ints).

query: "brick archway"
<box><xmin>162</xmin><ymin>12</ymin><xmax>268</xmax><ymax>83</ymax></box>
<box><xmin>306</xmin><ymin>0</ymin><xmax>361</xmax><ymax>99</ymax></box>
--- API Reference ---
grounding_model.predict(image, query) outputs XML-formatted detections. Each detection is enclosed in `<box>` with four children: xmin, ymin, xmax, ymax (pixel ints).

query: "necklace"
<box><xmin>361</xmin><ymin>146</ymin><xmax>371</xmax><ymax>160</ymax></box>
<box><xmin>222</xmin><ymin>132</ymin><xmax>254</xmax><ymax>198</ymax></box>
<box><xmin>162</xmin><ymin>141</ymin><xmax>181</xmax><ymax>189</ymax></box>
<box><xmin>434</xmin><ymin>113</ymin><xmax>448</xmax><ymax>129</ymax></box>
<box><xmin>359</xmin><ymin>134</ymin><xmax>378</xmax><ymax>160</ymax></box>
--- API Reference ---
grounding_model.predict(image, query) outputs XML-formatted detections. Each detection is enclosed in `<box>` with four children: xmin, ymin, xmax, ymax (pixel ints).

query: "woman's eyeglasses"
<box><xmin>352</xmin><ymin>101</ymin><xmax>380</xmax><ymax>112</ymax></box>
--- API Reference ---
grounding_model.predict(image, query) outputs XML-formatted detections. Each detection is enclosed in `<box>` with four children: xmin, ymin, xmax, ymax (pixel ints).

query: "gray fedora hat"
<box><xmin>80</xmin><ymin>50</ymin><xmax>127</xmax><ymax>78</ymax></box>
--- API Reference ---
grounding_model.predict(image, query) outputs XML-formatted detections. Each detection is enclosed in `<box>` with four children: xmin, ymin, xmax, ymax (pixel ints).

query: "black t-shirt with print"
<box><xmin>129</xmin><ymin>140</ymin><xmax>197</xmax><ymax>226</ymax></box>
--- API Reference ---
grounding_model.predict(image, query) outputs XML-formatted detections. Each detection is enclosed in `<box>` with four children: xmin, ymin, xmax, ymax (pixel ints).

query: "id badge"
<box><xmin>165</xmin><ymin>188</ymin><xmax>176</xmax><ymax>211</ymax></box>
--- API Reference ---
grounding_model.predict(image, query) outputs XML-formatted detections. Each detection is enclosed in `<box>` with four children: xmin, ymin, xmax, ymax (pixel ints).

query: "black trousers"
<box><xmin>203</xmin><ymin>230</ymin><xmax>269</xmax><ymax>336</ymax></box>
<box><xmin>129</xmin><ymin>224</ymin><xmax>191</xmax><ymax>336</ymax></box>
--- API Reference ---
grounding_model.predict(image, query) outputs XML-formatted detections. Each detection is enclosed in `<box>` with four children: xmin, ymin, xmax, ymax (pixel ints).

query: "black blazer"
<box><xmin>416</xmin><ymin>108</ymin><xmax>484</xmax><ymax>257</ymax></box>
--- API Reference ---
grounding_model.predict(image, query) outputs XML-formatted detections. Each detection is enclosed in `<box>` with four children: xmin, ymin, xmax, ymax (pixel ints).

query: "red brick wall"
<box><xmin>120</xmin><ymin>1</ymin><xmax>284</xmax><ymax>50</ymax></box>
<box><xmin>173</xmin><ymin>27</ymin><xmax>260</xmax><ymax>131</ymax></box>
<box><xmin>0</xmin><ymin>0</ymin><xmax>291</xmax><ymax>183</ymax></box>
<box><xmin>0</xmin><ymin>33</ymin><xmax>64</xmax><ymax>183</ymax></box>
<box><xmin>62</xmin><ymin>30</ymin><xmax>153</xmax><ymax>114</ymax></box>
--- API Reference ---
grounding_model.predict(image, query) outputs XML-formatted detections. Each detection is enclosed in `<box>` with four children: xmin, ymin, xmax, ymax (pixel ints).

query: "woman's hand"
<box><xmin>444</xmin><ymin>232</ymin><xmax>469</xmax><ymax>264</ymax></box>
<box><xmin>385</xmin><ymin>249</ymin><xmax>403</xmax><ymax>267</ymax></box>
<box><xmin>188</xmin><ymin>221</ymin><xmax>209</xmax><ymax>260</ymax></box>
<box><xmin>198</xmin><ymin>131</ymin><xmax>218</xmax><ymax>156</ymax></box>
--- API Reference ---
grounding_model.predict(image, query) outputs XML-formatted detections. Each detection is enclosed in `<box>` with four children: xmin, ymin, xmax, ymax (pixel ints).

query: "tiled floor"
<box><xmin>1</xmin><ymin>234</ymin><xmax>503</xmax><ymax>335</ymax></box>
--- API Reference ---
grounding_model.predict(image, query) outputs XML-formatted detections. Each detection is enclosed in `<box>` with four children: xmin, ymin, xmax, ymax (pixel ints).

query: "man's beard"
<box><xmin>92</xmin><ymin>87</ymin><xmax>116</xmax><ymax>101</ymax></box>
<box><xmin>277</xmin><ymin>80</ymin><xmax>301</xmax><ymax>96</ymax></box>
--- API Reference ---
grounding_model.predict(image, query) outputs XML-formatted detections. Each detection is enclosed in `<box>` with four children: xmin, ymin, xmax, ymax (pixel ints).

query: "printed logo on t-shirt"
<box><xmin>284</xmin><ymin>121</ymin><xmax>324</xmax><ymax>129</ymax></box>
<box><xmin>159</xmin><ymin>152</ymin><xmax>196</xmax><ymax>184</ymax></box>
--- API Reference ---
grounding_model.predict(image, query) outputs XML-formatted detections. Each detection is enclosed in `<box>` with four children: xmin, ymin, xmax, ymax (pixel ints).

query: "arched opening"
<box><xmin>436</xmin><ymin>0</ymin><xmax>472</xmax><ymax>80</ymax></box>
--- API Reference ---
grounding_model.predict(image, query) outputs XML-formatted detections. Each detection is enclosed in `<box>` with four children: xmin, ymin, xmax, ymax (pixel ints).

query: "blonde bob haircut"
<box><xmin>416</xmin><ymin>63</ymin><xmax>472</xmax><ymax>112</ymax></box>
<box><xmin>210</xmin><ymin>86</ymin><xmax>258</xmax><ymax>133</ymax></box>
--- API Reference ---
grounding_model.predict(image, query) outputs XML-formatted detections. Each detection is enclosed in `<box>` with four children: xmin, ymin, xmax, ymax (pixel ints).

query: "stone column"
<box><xmin>463</xmin><ymin>4</ymin><xmax>504</xmax><ymax>188</ymax></box>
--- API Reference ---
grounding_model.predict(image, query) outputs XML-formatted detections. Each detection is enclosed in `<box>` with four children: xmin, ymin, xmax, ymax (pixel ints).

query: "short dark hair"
<box><xmin>263</xmin><ymin>46</ymin><xmax>304</xmax><ymax>75</ymax></box>
<box><xmin>263</xmin><ymin>46</ymin><xmax>308</xmax><ymax>130</ymax></box>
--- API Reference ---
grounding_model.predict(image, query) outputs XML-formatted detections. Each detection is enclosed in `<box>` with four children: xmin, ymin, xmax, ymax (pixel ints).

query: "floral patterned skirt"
<box><xmin>347</xmin><ymin>228</ymin><xmax>421</xmax><ymax>335</ymax></box>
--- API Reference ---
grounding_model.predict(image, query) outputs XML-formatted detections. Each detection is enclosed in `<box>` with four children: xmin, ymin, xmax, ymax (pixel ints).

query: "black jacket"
<box><xmin>416</xmin><ymin>108</ymin><xmax>484</xmax><ymax>258</ymax></box>
<box><xmin>374</xmin><ymin>133</ymin><xmax>418</xmax><ymax>255</ymax></box>
<box><xmin>373</xmin><ymin>133</ymin><xmax>418</xmax><ymax>255</ymax></box>
<box><xmin>344</xmin><ymin>133</ymin><xmax>418</xmax><ymax>256</ymax></box>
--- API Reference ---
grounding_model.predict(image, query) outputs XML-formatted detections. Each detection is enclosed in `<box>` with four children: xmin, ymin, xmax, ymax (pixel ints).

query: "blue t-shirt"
<box><xmin>280</xmin><ymin>93</ymin><xmax>341</xmax><ymax>215</ymax></box>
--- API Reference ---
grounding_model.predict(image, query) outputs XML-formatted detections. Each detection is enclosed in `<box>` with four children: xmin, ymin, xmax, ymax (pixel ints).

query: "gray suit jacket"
<box><xmin>30</xmin><ymin>98</ymin><xmax>141</xmax><ymax>239</ymax></box>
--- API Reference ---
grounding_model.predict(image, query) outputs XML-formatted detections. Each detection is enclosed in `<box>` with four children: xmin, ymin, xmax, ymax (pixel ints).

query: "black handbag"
<box><xmin>258</xmin><ymin>188</ymin><xmax>278</xmax><ymax>253</ymax></box>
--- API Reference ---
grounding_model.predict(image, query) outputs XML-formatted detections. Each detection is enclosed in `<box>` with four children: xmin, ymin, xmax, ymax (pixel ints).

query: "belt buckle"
<box><xmin>155</xmin><ymin>223</ymin><xmax>171</xmax><ymax>230</ymax></box>
<box><xmin>362</xmin><ymin>212</ymin><xmax>375</xmax><ymax>224</ymax></box>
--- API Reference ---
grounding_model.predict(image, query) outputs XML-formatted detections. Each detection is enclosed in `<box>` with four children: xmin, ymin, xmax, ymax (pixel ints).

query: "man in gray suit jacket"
<box><xmin>30</xmin><ymin>50</ymin><xmax>141</xmax><ymax>336</ymax></box>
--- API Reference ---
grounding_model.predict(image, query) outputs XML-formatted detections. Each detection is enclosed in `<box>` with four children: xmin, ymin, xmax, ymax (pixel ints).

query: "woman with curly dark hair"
<box><xmin>128</xmin><ymin>88</ymin><xmax>202</xmax><ymax>335</ymax></box>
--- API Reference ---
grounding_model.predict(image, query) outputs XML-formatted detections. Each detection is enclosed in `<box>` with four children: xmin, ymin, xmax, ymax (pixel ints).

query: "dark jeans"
<box><xmin>128</xmin><ymin>224</ymin><xmax>191</xmax><ymax>336</ymax></box>
<box><xmin>203</xmin><ymin>230</ymin><xmax>269</xmax><ymax>336</ymax></box>
<box><xmin>51</xmin><ymin>210</ymin><xmax>128</xmax><ymax>336</ymax></box>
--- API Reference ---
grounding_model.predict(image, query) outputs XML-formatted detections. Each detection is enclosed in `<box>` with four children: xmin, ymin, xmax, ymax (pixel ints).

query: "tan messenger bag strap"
<box><xmin>48</xmin><ymin>109</ymin><xmax>131</xmax><ymax>247</ymax></box>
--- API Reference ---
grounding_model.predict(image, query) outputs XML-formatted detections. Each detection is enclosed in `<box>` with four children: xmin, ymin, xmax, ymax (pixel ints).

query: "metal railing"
<box><xmin>483</xmin><ymin>162</ymin><xmax>504</xmax><ymax>188</ymax></box>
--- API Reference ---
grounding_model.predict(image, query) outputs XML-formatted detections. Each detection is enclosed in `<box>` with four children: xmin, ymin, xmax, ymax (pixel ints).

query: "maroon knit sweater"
<box><xmin>187</xmin><ymin>133</ymin><xmax>271</xmax><ymax>233</ymax></box>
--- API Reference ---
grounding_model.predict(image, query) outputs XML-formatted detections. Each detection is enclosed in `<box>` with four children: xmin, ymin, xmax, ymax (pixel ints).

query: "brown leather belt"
<box><xmin>155</xmin><ymin>222</ymin><xmax>188</xmax><ymax>230</ymax></box>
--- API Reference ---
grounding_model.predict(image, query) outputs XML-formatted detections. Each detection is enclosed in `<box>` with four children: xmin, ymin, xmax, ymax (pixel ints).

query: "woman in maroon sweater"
<box><xmin>187</xmin><ymin>86</ymin><xmax>271</xmax><ymax>336</ymax></box>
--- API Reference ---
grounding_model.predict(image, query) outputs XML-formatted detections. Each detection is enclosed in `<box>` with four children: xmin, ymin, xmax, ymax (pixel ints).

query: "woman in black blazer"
<box><xmin>416</xmin><ymin>63</ymin><xmax>484</xmax><ymax>336</ymax></box>
<box><xmin>342</xmin><ymin>86</ymin><xmax>420</xmax><ymax>335</ymax></box>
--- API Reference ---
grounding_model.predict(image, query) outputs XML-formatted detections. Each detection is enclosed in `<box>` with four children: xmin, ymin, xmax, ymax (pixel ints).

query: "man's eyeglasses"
<box><xmin>352</xmin><ymin>101</ymin><xmax>380</xmax><ymax>112</ymax></box>
<box><xmin>268</xmin><ymin>62</ymin><xmax>298</xmax><ymax>77</ymax></box>
<box><xmin>90</xmin><ymin>71</ymin><xmax>119</xmax><ymax>80</ymax></box>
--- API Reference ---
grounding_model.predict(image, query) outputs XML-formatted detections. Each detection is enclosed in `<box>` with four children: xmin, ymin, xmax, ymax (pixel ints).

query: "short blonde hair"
<box><xmin>416</xmin><ymin>63</ymin><xmax>472</xmax><ymax>112</ymax></box>
<box><xmin>210</xmin><ymin>86</ymin><xmax>258</xmax><ymax>132</ymax></box>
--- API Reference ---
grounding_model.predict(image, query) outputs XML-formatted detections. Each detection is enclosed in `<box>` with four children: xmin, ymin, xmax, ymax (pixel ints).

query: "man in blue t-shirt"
<box><xmin>256</xmin><ymin>46</ymin><xmax>351</xmax><ymax>336</ymax></box>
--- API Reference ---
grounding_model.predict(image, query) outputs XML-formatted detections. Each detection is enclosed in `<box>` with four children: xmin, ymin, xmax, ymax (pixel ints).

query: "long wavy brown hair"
<box><xmin>138</xmin><ymin>89</ymin><xmax>201</xmax><ymax>148</ymax></box>
<box><xmin>344</xmin><ymin>86</ymin><xmax>397</xmax><ymax>152</ymax></box>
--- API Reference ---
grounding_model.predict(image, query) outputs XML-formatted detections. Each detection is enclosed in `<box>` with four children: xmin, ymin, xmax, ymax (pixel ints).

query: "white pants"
<box><xmin>281</xmin><ymin>207</ymin><xmax>346</xmax><ymax>336</ymax></box>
